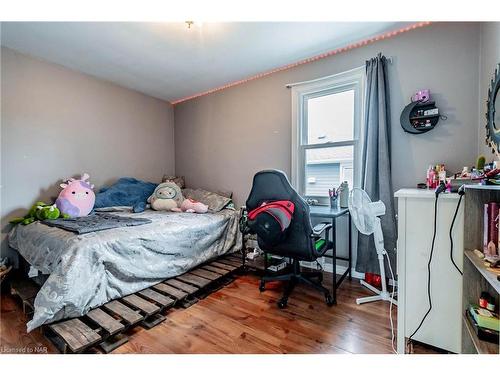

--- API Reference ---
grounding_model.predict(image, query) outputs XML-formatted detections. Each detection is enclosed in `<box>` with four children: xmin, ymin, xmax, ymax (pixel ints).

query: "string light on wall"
<box><xmin>171</xmin><ymin>21</ymin><xmax>431</xmax><ymax>105</ymax></box>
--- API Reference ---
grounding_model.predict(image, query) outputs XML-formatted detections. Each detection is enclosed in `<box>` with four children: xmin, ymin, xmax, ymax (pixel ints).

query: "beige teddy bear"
<box><xmin>147</xmin><ymin>182</ymin><xmax>184</xmax><ymax>211</ymax></box>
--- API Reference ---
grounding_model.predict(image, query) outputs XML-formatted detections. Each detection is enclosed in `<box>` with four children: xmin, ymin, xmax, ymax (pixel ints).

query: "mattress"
<box><xmin>8</xmin><ymin>208</ymin><xmax>241</xmax><ymax>332</ymax></box>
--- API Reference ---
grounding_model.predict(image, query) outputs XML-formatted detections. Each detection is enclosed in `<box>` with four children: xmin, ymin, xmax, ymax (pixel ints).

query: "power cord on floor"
<box><xmin>385</xmin><ymin>250</ymin><xmax>397</xmax><ymax>354</ymax></box>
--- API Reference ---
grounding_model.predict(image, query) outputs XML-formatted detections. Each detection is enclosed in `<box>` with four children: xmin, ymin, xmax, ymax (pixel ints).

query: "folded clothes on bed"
<box><xmin>42</xmin><ymin>212</ymin><xmax>152</xmax><ymax>234</ymax></box>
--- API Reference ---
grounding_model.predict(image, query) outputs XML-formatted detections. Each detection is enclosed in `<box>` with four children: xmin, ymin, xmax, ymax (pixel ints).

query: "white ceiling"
<box><xmin>1</xmin><ymin>22</ymin><xmax>408</xmax><ymax>103</ymax></box>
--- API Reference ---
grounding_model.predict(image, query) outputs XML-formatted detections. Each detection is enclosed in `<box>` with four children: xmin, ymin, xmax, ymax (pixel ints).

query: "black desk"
<box><xmin>309</xmin><ymin>205</ymin><xmax>352</xmax><ymax>304</ymax></box>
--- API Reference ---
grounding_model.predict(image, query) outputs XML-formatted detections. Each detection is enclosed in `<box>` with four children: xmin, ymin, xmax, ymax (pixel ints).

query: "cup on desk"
<box><xmin>328</xmin><ymin>188</ymin><xmax>339</xmax><ymax>208</ymax></box>
<box><xmin>329</xmin><ymin>195</ymin><xmax>338</xmax><ymax>208</ymax></box>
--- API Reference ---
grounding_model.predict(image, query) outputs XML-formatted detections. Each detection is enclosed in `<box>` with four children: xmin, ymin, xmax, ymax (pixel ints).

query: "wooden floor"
<box><xmin>1</xmin><ymin>273</ymin><xmax>438</xmax><ymax>354</ymax></box>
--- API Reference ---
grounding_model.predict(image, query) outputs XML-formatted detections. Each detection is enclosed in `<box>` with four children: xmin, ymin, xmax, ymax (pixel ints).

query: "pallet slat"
<box><xmin>86</xmin><ymin>308</ymin><xmax>124</xmax><ymax>336</ymax></box>
<box><xmin>165</xmin><ymin>279</ymin><xmax>199</xmax><ymax>294</ymax></box>
<box><xmin>122</xmin><ymin>294</ymin><xmax>160</xmax><ymax>316</ymax></box>
<box><xmin>189</xmin><ymin>268</ymin><xmax>221</xmax><ymax>281</ymax></box>
<box><xmin>104</xmin><ymin>300</ymin><xmax>143</xmax><ymax>325</ymax></box>
<box><xmin>50</xmin><ymin>318</ymin><xmax>101</xmax><ymax>353</ymax></box>
<box><xmin>202</xmin><ymin>264</ymin><xmax>232</xmax><ymax>276</ymax></box>
<box><xmin>177</xmin><ymin>273</ymin><xmax>212</xmax><ymax>288</ymax></box>
<box><xmin>138</xmin><ymin>288</ymin><xmax>175</xmax><ymax>308</ymax></box>
<box><xmin>210</xmin><ymin>261</ymin><xmax>237</xmax><ymax>271</ymax></box>
<box><xmin>227</xmin><ymin>254</ymin><xmax>244</xmax><ymax>262</ymax></box>
<box><xmin>152</xmin><ymin>283</ymin><xmax>189</xmax><ymax>301</ymax></box>
<box><xmin>40</xmin><ymin>253</ymin><xmax>241</xmax><ymax>353</ymax></box>
<box><xmin>217</xmin><ymin>258</ymin><xmax>242</xmax><ymax>267</ymax></box>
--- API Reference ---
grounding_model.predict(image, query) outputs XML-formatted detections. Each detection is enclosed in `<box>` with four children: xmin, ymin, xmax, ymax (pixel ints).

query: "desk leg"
<box><xmin>348</xmin><ymin>214</ymin><xmax>352</xmax><ymax>281</ymax></box>
<box><xmin>332</xmin><ymin>217</ymin><xmax>337</xmax><ymax>304</ymax></box>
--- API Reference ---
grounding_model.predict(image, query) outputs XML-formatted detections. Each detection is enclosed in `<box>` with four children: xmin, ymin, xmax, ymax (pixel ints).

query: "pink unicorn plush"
<box><xmin>56</xmin><ymin>173</ymin><xmax>95</xmax><ymax>218</ymax></box>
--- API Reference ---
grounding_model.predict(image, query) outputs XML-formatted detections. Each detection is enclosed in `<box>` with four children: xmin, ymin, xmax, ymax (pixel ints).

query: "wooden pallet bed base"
<box><xmin>10</xmin><ymin>252</ymin><xmax>244</xmax><ymax>354</ymax></box>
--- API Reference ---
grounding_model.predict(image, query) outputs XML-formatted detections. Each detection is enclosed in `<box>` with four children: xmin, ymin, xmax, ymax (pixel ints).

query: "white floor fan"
<box><xmin>348</xmin><ymin>188</ymin><xmax>397</xmax><ymax>306</ymax></box>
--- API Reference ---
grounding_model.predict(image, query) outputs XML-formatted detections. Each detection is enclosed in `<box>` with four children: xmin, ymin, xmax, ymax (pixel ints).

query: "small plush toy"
<box><xmin>148</xmin><ymin>182</ymin><xmax>184</xmax><ymax>211</ymax></box>
<box><xmin>56</xmin><ymin>173</ymin><xmax>95</xmax><ymax>218</ymax></box>
<box><xmin>10</xmin><ymin>202</ymin><xmax>69</xmax><ymax>225</ymax></box>
<box><xmin>180</xmin><ymin>198</ymin><xmax>208</xmax><ymax>214</ymax></box>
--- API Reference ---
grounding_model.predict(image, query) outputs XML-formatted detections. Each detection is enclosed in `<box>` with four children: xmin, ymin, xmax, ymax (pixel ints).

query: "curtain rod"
<box><xmin>285</xmin><ymin>56</ymin><xmax>393</xmax><ymax>89</ymax></box>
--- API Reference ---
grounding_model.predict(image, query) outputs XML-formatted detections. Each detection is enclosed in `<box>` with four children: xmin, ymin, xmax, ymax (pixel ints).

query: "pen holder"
<box><xmin>329</xmin><ymin>196</ymin><xmax>338</xmax><ymax>208</ymax></box>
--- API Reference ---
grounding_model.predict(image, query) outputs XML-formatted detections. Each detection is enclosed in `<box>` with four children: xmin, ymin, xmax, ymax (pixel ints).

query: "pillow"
<box><xmin>94</xmin><ymin>177</ymin><xmax>157</xmax><ymax>213</ymax></box>
<box><xmin>182</xmin><ymin>188</ymin><xmax>232</xmax><ymax>212</ymax></box>
<box><xmin>216</xmin><ymin>190</ymin><xmax>233</xmax><ymax>199</ymax></box>
<box><xmin>162</xmin><ymin>175</ymin><xmax>185</xmax><ymax>189</ymax></box>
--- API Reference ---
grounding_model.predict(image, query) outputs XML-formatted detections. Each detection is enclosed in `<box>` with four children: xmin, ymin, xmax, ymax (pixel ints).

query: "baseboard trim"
<box><xmin>301</xmin><ymin>262</ymin><xmax>397</xmax><ymax>286</ymax></box>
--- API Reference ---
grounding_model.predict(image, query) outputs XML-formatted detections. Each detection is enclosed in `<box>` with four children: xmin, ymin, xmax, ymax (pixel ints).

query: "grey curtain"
<box><xmin>356</xmin><ymin>53</ymin><xmax>397</xmax><ymax>275</ymax></box>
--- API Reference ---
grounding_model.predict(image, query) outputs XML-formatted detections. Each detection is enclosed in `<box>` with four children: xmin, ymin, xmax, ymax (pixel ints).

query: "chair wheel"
<box><xmin>277</xmin><ymin>299</ymin><xmax>288</xmax><ymax>309</ymax></box>
<box><xmin>325</xmin><ymin>293</ymin><xmax>335</xmax><ymax>306</ymax></box>
<box><xmin>259</xmin><ymin>281</ymin><xmax>265</xmax><ymax>292</ymax></box>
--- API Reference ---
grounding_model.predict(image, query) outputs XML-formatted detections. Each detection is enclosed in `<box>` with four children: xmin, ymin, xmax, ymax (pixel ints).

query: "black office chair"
<box><xmin>245</xmin><ymin>169</ymin><xmax>334</xmax><ymax>308</ymax></box>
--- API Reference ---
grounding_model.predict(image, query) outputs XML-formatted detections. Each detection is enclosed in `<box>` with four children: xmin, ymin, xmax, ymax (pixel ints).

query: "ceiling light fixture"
<box><xmin>185</xmin><ymin>21</ymin><xmax>194</xmax><ymax>29</ymax></box>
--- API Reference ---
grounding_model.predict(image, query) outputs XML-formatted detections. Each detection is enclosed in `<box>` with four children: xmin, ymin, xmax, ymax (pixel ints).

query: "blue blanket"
<box><xmin>94</xmin><ymin>177</ymin><xmax>157</xmax><ymax>212</ymax></box>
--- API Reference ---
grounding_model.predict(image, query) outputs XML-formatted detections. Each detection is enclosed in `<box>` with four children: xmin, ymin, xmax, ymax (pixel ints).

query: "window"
<box><xmin>291</xmin><ymin>67</ymin><xmax>364</xmax><ymax>204</ymax></box>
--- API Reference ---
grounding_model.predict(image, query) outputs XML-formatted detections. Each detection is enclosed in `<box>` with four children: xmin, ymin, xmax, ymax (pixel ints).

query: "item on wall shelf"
<box><xmin>469</xmin><ymin>303</ymin><xmax>499</xmax><ymax>332</ymax></box>
<box><xmin>485</xmin><ymin>63</ymin><xmax>500</xmax><ymax>157</ymax></box>
<box><xmin>400</xmin><ymin>95</ymin><xmax>447</xmax><ymax>134</ymax></box>
<box><xmin>56</xmin><ymin>173</ymin><xmax>95</xmax><ymax>218</ymax></box>
<box><xmin>483</xmin><ymin>202</ymin><xmax>499</xmax><ymax>256</ymax></box>
<box><xmin>411</xmin><ymin>89</ymin><xmax>431</xmax><ymax>103</ymax></box>
<box><xmin>466</xmin><ymin>307</ymin><xmax>499</xmax><ymax>344</ymax></box>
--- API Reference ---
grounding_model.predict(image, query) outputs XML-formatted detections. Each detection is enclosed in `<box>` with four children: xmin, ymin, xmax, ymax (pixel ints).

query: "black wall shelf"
<box><xmin>400</xmin><ymin>100</ymin><xmax>441</xmax><ymax>134</ymax></box>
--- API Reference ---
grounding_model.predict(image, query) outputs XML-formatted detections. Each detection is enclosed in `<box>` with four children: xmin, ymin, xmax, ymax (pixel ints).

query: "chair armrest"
<box><xmin>312</xmin><ymin>222</ymin><xmax>333</xmax><ymax>255</ymax></box>
<box><xmin>312</xmin><ymin>222</ymin><xmax>332</xmax><ymax>237</ymax></box>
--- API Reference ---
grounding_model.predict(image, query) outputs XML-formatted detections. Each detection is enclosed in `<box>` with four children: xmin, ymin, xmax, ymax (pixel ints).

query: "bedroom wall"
<box><xmin>1</xmin><ymin>47</ymin><xmax>175</xmax><ymax>261</ymax></box>
<box><xmin>477</xmin><ymin>23</ymin><xmax>500</xmax><ymax>159</ymax></box>
<box><xmin>174</xmin><ymin>22</ymin><xmax>480</xmax><ymax>207</ymax></box>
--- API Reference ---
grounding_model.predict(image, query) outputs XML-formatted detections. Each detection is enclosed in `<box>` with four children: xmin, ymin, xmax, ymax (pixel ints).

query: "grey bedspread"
<box><xmin>9</xmin><ymin>209</ymin><xmax>241</xmax><ymax>332</ymax></box>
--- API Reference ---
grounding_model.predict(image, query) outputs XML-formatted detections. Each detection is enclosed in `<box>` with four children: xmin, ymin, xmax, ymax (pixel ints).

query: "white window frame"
<box><xmin>291</xmin><ymin>66</ymin><xmax>365</xmax><ymax>204</ymax></box>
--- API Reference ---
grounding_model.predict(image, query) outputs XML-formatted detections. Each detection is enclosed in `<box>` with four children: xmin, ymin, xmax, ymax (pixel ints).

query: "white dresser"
<box><xmin>395</xmin><ymin>188</ymin><xmax>464</xmax><ymax>353</ymax></box>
